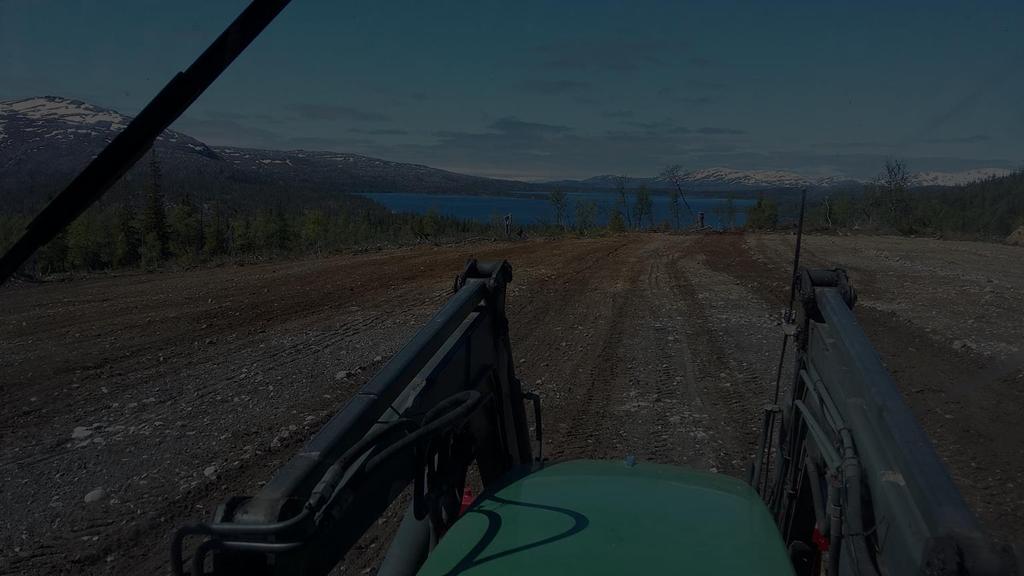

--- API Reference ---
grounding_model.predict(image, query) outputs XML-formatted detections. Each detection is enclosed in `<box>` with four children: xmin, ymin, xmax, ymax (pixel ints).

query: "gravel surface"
<box><xmin>1</xmin><ymin>232</ymin><xmax>1021</xmax><ymax>574</ymax></box>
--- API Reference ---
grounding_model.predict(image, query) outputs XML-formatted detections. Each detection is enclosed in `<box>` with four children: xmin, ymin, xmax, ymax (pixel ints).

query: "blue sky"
<box><xmin>2</xmin><ymin>0</ymin><xmax>1022</xmax><ymax>180</ymax></box>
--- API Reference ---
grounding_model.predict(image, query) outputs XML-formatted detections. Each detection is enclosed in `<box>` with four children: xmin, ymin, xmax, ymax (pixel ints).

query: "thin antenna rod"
<box><xmin>0</xmin><ymin>0</ymin><xmax>292</xmax><ymax>285</ymax></box>
<box><xmin>755</xmin><ymin>188</ymin><xmax>808</xmax><ymax>495</ymax></box>
<box><xmin>772</xmin><ymin>188</ymin><xmax>807</xmax><ymax>404</ymax></box>
<box><xmin>786</xmin><ymin>189</ymin><xmax>808</xmax><ymax>315</ymax></box>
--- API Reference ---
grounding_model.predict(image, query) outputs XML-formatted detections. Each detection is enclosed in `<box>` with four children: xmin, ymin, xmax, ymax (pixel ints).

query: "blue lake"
<box><xmin>358</xmin><ymin>191</ymin><xmax>754</xmax><ymax>229</ymax></box>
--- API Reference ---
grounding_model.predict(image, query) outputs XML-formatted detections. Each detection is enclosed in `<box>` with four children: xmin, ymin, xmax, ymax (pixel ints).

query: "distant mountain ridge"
<box><xmin>911</xmin><ymin>168</ymin><xmax>1013</xmax><ymax>187</ymax></box>
<box><xmin>545</xmin><ymin>169</ymin><xmax>862</xmax><ymax>192</ymax></box>
<box><xmin>0</xmin><ymin>96</ymin><xmax>524</xmax><ymax>211</ymax></box>
<box><xmin>542</xmin><ymin>166</ymin><xmax>1015</xmax><ymax>192</ymax></box>
<box><xmin>0</xmin><ymin>96</ymin><xmax>1011</xmax><ymax>212</ymax></box>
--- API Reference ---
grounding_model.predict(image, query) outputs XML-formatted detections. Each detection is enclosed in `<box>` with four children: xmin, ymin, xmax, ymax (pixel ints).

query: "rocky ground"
<box><xmin>1</xmin><ymin>232</ymin><xmax>1021</xmax><ymax>575</ymax></box>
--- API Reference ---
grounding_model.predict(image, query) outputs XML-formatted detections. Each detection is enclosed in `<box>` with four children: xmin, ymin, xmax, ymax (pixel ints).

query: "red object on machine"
<box><xmin>459</xmin><ymin>487</ymin><xmax>475</xmax><ymax>516</ymax></box>
<box><xmin>812</xmin><ymin>527</ymin><xmax>830</xmax><ymax>552</ymax></box>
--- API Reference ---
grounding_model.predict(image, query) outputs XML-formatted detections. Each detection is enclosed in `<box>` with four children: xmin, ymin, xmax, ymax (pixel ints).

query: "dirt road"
<box><xmin>1</xmin><ymin>233</ymin><xmax>1021</xmax><ymax>575</ymax></box>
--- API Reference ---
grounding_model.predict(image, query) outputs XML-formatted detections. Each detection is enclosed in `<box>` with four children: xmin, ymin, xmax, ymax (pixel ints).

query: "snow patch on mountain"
<box><xmin>676</xmin><ymin>167</ymin><xmax>1016</xmax><ymax>189</ymax></box>
<box><xmin>912</xmin><ymin>168</ymin><xmax>1013</xmax><ymax>187</ymax></box>
<box><xmin>3</xmin><ymin>95</ymin><xmax>1015</xmax><ymax>196</ymax></box>
<box><xmin>0</xmin><ymin>96</ymin><xmax>129</xmax><ymax>129</ymax></box>
<box><xmin>683</xmin><ymin>167</ymin><xmax>817</xmax><ymax>188</ymax></box>
<box><xmin>0</xmin><ymin>95</ymin><xmax>223</xmax><ymax>168</ymax></box>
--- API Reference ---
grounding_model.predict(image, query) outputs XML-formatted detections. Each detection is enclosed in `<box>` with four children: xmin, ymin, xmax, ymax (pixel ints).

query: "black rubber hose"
<box><xmin>307</xmin><ymin>418</ymin><xmax>418</xmax><ymax>512</ymax></box>
<box><xmin>171</xmin><ymin>390</ymin><xmax>487</xmax><ymax>574</ymax></box>
<box><xmin>369</xmin><ymin>391</ymin><xmax>486</xmax><ymax>473</ymax></box>
<box><xmin>840</xmin><ymin>429</ymin><xmax>879</xmax><ymax>576</ymax></box>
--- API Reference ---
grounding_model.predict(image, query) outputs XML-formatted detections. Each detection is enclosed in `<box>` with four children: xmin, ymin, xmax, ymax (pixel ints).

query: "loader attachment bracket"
<box><xmin>759</xmin><ymin>268</ymin><xmax>1015</xmax><ymax>576</ymax></box>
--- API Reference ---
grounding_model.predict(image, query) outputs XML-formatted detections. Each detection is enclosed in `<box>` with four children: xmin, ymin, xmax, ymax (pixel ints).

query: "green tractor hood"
<box><xmin>419</xmin><ymin>460</ymin><xmax>794</xmax><ymax>575</ymax></box>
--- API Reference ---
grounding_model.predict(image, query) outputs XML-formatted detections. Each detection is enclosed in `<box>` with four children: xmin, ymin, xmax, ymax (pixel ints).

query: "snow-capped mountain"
<box><xmin>675</xmin><ymin>168</ymin><xmax>832</xmax><ymax>189</ymax></box>
<box><xmin>0</xmin><ymin>96</ymin><xmax>217</xmax><ymax>156</ymax></box>
<box><xmin>212</xmin><ymin>146</ymin><xmax>501</xmax><ymax>190</ymax></box>
<box><xmin>911</xmin><ymin>168</ymin><xmax>1013</xmax><ymax>187</ymax></box>
<box><xmin>0</xmin><ymin>96</ymin><xmax>519</xmax><ymax>210</ymax></box>
<box><xmin>1</xmin><ymin>96</ymin><xmax>129</xmax><ymax>132</ymax></box>
<box><xmin>1</xmin><ymin>95</ymin><xmax>1013</xmax><ymax>210</ymax></box>
<box><xmin>550</xmin><ymin>165</ymin><xmax>1015</xmax><ymax>192</ymax></box>
<box><xmin>549</xmin><ymin>169</ymin><xmax>859</xmax><ymax>192</ymax></box>
<box><xmin>1</xmin><ymin>96</ymin><xmax>233</xmax><ymax>210</ymax></box>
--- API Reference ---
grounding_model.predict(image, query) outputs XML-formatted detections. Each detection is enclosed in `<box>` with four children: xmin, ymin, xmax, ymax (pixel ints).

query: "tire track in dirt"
<box><xmin>506</xmin><ymin>238</ymin><xmax>636</xmax><ymax>461</ymax></box>
<box><xmin>628</xmin><ymin>246</ymin><xmax>714</xmax><ymax>469</ymax></box>
<box><xmin>0</xmin><ymin>237</ymin><xmax>645</xmax><ymax>576</ymax></box>
<box><xmin>5</xmin><ymin>233</ymin><xmax>1017</xmax><ymax>574</ymax></box>
<box><xmin>516</xmin><ymin>236</ymin><xmax>751</xmax><ymax>474</ymax></box>
<box><xmin>660</xmin><ymin>241</ymin><xmax>780</xmax><ymax>476</ymax></box>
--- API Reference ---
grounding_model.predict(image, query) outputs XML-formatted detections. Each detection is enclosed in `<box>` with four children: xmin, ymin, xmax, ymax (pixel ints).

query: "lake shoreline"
<box><xmin>358</xmin><ymin>191</ymin><xmax>756</xmax><ymax>229</ymax></box>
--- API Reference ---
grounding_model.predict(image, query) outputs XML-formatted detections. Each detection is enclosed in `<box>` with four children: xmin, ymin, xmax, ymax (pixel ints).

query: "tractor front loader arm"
<box><xmin>172</xmin><ymin>260</ymin><xmax>539</xmax><ymax>576</ymax></box>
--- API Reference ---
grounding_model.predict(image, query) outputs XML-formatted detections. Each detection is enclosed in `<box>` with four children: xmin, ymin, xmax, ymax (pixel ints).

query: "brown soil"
<box><xmin>1</xmin><ymin>232</ymin><xmax>1021</xmax><ymax>575</ymax></box>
